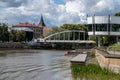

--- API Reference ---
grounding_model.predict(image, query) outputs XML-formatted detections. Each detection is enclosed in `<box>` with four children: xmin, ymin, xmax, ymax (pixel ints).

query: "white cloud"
<box><xmin>0</xmin><ymin>0</ymin><xmax>120</xmax><ymax>27</ymax></box>
<box><xmin>0</xmin><ymin>0</ymin><xmax>28</xmax><ymax>7</ymax></box>
<box><xmin>65</xmin><ymin>0</ymin><xmax>85</xmax><ymax>13</ymax></box>
<box><xmin>93</xmin><ymin>0</ymin><xmax>114</xmax><ymax>12</ymax></box>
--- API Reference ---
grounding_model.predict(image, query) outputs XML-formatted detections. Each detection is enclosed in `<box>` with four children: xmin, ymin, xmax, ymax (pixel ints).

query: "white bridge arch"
<box><xmin>41</xmin><ymin>30</ymin><xmax>94</xmax><ymax>43</ymax></box>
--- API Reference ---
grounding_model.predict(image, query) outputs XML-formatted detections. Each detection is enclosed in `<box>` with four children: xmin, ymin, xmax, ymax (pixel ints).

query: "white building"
<box><xmin>87</xmin><ymin>16</ymin><xmax>120</xmax><ymax>46</ymax></box>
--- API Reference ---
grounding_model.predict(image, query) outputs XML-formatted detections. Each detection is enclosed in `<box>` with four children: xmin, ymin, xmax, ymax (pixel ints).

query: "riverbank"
<box><xmin>0</xmin><ymin>42</ymin><xmax>30</xmax><ymax>49</ymax></box>
<box><xmin>71</xmin><ymin>63</ymin><xmax>120</xmax><ymax>80</ymax></box>
<box><xmin>0</xmin><ymin>42</ymin><xmax>72</xmax><ymax>50</ymax></box>
<box><xmin>71</xmin><ymin>49</ymin><xmax>120</xmax><ymax>80</ymax></box>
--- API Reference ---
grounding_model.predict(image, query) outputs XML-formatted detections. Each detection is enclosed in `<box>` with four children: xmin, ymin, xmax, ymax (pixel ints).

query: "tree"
<box><xmin>9</xmin><ymin>30</ymin><xmax>26</xmax><ymax>42</ymax></box>
<box><xmin>60</xmin><ymin>24</ymin><xmax>88</xmax><ymax>40</ymax></box>
<box><xmin>0</xmin><ymin>23</ymin><xmax>26</xmax><ymax>42</ymax></box>
<box><xmin>16</xmin><ymin>30</ymin><xmax>26</xmax><ymax>42</ymax></box>
<box><xmin>0</xmin><ymin>23</ymin><xmax>9</xmax><ymax>42</ymax></box>
<box><xmin>115</xmin><ymin>12</ymin><xmax>120</xmax><ymax>16</ymax></box>
<box><xmin>47</xmin><ymin>27</ymin><xmax>65</xmax><ymax>35</ymax></box>
<box><xmin>9</xmin><ymin>30</ymin><xmax>17</xmax><ymax>42</ymax></box>
<box><xmin>102</xmin><ymin>36</ymin><xmax>109</xmax><ymax>46</ymax></box>
<box><xmin>60</xmin><ymin>24</ymin><xmax>87</xmax><ymax>31</ymax></box>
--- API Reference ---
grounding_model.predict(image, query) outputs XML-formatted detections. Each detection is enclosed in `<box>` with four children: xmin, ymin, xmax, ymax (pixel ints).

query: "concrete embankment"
<box><xmin>96</xmin><ymin>49</ymin><xmax>120</xmax><ymax>73</ymax></box>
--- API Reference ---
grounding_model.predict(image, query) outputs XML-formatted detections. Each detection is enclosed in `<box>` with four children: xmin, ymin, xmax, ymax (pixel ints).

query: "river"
<box><xmin>0</xmin><ymin>50</ymin><xmax>74</xmax><ymax>80</ymax></box>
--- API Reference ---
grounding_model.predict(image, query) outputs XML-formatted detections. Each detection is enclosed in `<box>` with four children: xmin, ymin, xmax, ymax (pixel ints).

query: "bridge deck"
<box><xmin>70</xmin><ymin>54</ymin><xmax>88</xmax><ymax>64</ymax></box>
<box><xmin>41</xmin><ymin>40</ymin><xmax>95</xmax><ymax>43</ymax></box>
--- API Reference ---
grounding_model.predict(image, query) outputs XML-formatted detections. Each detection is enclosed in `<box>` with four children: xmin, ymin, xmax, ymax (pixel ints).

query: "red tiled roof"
<box><xmin>13</xmin><ymin>23</ymin><xmax>37</xmax><ymax>27</ymax></box>
<box><xmin>43</xmin><ymin>27</ymin><xmax>52</xmax><ymax>31</ymax></box>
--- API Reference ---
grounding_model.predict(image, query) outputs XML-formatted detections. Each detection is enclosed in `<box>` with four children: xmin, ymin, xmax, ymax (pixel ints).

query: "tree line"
<box><xmin>0</xmin><ymin>23</ymin><xmax>26</xmax><ymax>42</ymax></box>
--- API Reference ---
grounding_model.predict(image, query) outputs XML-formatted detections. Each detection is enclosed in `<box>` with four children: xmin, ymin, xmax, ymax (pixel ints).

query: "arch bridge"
<box><xmin>41</xmin><ymin>30</ymin><xmax>94</xmax><ymax>43</ymax></box>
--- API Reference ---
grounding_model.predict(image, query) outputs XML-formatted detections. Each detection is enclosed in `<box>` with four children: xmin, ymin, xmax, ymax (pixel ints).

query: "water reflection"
<box><xmin>0</xmin><ymin>50</ymin><xmax>74</xmax><ymax>80</ymax></box>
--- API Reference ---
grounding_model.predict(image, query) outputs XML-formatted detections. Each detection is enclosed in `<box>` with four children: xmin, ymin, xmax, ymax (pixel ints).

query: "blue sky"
<box><xmin>53</xmin><ymin>0</ymin><xmax>65</xmax><ymax>5</ymax></box>
<box><xmin>0</xmin><ymin>0</ymin><xmax>120</xmax><ymax>27</ymax></box>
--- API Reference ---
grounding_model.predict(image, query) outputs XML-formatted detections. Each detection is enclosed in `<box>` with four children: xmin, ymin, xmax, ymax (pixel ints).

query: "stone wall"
<box><xmin>96</xmin><ymin>49</ymin><xmax>120</xmax><ymax>73</ymax></box>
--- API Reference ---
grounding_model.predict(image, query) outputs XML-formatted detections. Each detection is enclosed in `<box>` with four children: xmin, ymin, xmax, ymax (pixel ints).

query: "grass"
<box><xmin>88</xmin><ymin>53</ymin><xmax>95</xmax><ymax>58</ymax></box>
<box><xmin>71</xmin><ymin>64</ymin><xmax>120</xmax><ymax>80</ymax></box>
<box><xmin>109</xmin><ymin>44</ymin><xmax>120</xmax><ymax>51</ymax></box>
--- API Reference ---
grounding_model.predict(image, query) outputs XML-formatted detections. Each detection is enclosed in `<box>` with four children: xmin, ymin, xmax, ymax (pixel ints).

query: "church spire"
<box><xmin>38</xmin><ymin>15</ymin><xmax>46</xmax><ymax>27</ymax></box>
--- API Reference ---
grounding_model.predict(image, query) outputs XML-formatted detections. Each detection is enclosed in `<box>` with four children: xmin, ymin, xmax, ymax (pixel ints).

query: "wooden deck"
<box><xmin>70</xmin><ymin>54</ymin><xmax>88</xmax><ymax>64</ymax></box>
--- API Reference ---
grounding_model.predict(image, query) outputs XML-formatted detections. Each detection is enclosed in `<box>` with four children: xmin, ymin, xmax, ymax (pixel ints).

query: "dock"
<box><xmin>68</xmin><ymin>50</ymin><xmax>82</xmax><ymax>55</ymax></box>
<box><xmin>70</xmin><ymin>54</ymin><xmax>88</xmax><ymax>64</ymax></box>
<box><xmin>68</xmin><ymin>50</ymin><xmax>89</xmax><ymax>55</ymax></box>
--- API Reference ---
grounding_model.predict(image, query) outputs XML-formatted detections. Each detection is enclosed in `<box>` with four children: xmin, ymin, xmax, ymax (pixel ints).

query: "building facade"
<box><xmin>12</xmin><ymin>15</ymin><xmax>52</xmax><ymax>40</ymax></box>
<box><xmin>12</xmin><ymin>23</ymin><xmax>43</xmax><ymax>39</ymax></box>
<box><xmin>87</xmin><ymin>16</ymin><xmax>120</xmax><ymax>46</ymax></box>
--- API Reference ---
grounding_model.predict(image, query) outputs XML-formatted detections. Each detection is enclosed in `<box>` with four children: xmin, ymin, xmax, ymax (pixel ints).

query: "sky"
<box><xmin>0</xmin><ymin>0</ymin><xmax>120</xmax><ymax>27</ymax></box>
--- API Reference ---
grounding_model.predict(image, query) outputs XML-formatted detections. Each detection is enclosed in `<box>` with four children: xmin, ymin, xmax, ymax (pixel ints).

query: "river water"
<box><xmin>0</xmin><ymin>50</ymin><xmax>74</xmax><ymax>80</ymax></box>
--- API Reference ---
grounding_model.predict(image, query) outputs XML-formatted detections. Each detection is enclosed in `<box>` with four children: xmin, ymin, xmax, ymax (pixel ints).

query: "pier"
<box><xmin>70</xmin><ymin>53</ymin><xmax>88</xmax><ymax>64</ymax></box>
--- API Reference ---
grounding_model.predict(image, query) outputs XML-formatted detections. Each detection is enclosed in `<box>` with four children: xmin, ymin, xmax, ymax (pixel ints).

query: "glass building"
<box><xmin>87</xmin><ymin>16</ymin><xmax>120</xmax><ymax>46</ymax></box>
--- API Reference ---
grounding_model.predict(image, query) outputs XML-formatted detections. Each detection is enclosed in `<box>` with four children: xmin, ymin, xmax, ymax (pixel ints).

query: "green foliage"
<box><xmin>9</xmin><ymin>30</ymin><xmax>26</xmax><ymax>42</ymax></box>
<box><xmin>109</xmin><ymin>43</ymin><xmax>120</xmax><ymax>51</ymax></box>
<box><xmin>115</xmin><ymin>12</ymin><xmax>120</xmax><ymax>16</ymax></box>
<box><xmin>60</xmin><ymin>24</ymin><xmax>87</xmax><ymax>31</ymax></box>
<box><xmin>89</xmin><ymin>53</ymin><xmax>95</xmax><ymax>58</ymax></box>
<box><xmin>89</xmin><ymin>36</ymin><xmax>97</xmax><ymax>46</ymax></box>
<box><xmin>89</xmin><ymin>36</ymin><xmax>112</xmax><ymax>46</ymax></box>
<box><xmin>71</xmin><ymin>64</ymin><xmax>120</xmax><ymax>80</ymax></box>
<box><xmin>102</xmin><ymin>36</ymin><xmax>110</xmax><ymax>46</ymax></box>
<box><xmin>16</xmin><ymin>30</ymin><xmax>26</xmax><ymax>42</ymax></box>
<box><xmin>60</xmin><ymin>24</ymin><xmax>88</xmax><ymax>40</ymax></box>
<box><xmin>9</xmin><ymin>30</ymin><xmax>17</xmax><ymax>42</ymax></box>
<box><xmin>89</xmin><ymin>36</ymin><xmax>97</xmax><ymax>41</ymax></box>
<box><xmin>0</xmin><ymin>23</ymin><xmax>9</xmax><ymax>42</ymax></box>
<box><xmin>47</xmin><ymin>27</ymin><xmax>65</xmax><ymax>35</ymax></box>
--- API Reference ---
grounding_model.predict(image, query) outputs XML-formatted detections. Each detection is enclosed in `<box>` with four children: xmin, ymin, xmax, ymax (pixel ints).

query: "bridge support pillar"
<box><xmin>116</xmin><ymin>36</ymin><xmax>119</xmax><ymax>44</ymax></box>
<box><xmin>98</xmin><ymin>36</ymin><xmax>101</xmax><ymax>47</ymax></box>
<box><xmin>78</xmin><ymin>32</ymin><xmax>80</xmax><ymax>40</ymax></box>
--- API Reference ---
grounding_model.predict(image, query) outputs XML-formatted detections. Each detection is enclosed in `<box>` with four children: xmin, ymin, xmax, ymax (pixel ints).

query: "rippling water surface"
<box><xmin>0</xmin><ymin>50</ymin><xmax>74</xmax><ymax>80</ymax></box>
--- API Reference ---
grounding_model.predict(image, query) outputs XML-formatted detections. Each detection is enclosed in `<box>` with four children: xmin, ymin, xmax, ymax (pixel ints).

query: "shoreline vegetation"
<box><xmin>109</xmin><ymin>43</ymin><xmax>120</xmax><ymax>51</ymax></box>
<box><xmin>71</xmin><ymin>52</ymin><xmax>120</xmax><ymax>80</ymax></box>
<box><xmin>71</xmin><ymin>64</ymin><xmax>120</xmax><ymax>80</ymax></box>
